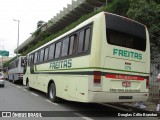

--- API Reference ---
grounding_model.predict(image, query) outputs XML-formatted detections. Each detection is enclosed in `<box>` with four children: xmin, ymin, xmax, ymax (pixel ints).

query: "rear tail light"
<box><xmin>146</xmin><ymin>79</ymin><xmax>149</xmax><ymax>89</ymax></box>
<box><xmin>1</xmin><ymin>78</ymin><xmax>5</xmax><ymax>80</ymax></box>
<box><xmin>94</xmin><ymin>71</ymin><xmax>101</xmax><ymax>83</ymax></box>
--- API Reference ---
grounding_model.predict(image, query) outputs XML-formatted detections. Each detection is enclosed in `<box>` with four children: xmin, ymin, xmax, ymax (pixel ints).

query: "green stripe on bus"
<box><xmin>34</xmin><ymin>67</ymin><xmax>149</xmax><ymax>75</ymax></box>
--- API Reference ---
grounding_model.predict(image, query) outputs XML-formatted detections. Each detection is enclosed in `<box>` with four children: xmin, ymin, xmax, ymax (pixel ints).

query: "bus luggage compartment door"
<box><xmin>102</xmin><ymin>57</ymin><xmax>146</xmax><ymax>92</ymax></box>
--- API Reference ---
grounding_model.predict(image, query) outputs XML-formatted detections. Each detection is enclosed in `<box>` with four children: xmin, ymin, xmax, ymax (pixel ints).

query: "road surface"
<box><xmin>0</xmin><ymin>81</ymin><xmax>158</xmax><ymax>120</ymax></box>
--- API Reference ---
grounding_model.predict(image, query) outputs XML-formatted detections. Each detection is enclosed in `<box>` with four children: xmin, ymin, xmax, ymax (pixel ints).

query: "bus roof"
<box><xmin>27</xmin><ymin>12</ymin><xmax>146</xmax><ymax>55</ymax></box>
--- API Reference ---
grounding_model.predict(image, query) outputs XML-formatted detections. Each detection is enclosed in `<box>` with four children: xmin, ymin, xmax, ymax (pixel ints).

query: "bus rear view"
<box><xmin>89</xmin><ymin>12</ymin><xmax>150</xmax><ymax>103</ymax></box>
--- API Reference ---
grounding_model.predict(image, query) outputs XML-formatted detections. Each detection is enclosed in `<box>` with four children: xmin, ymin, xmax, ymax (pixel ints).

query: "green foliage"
<box><xmin>127</xmin><ymin>0</ymin><xmax>160</xmax><ymax>59</ymax></box>
<box><xmin>33</xmin><ymin>28</ymin><xmax>41</xmax><ymax>37</ymax></box>
<box><xmin>3</xmin><ymin>56</ymin><xmax>20</xmax><ymax>67</ymax></box>
<box><xmin>19</xmin><ymin>0</ymin><xmax>160</xmax><ymax>61</ymax></box>
<box><xmin>21</xmin><ymin>6</ymin><xmax>107</xmax><ymax>56</ymax></box>
<box><xmin>22</xmin><ymin>1</ymin><xmax>131</xmax><ymax>56</ymax></box>
<box><xmin>37</xmin><ymin>20</ymin><xmax>45</xmax><ymax>28</ymax></box>
<box><xmin>107</xmin><ymin>0</ymin><xmax>130</xmax><ymax>16</ymax></box>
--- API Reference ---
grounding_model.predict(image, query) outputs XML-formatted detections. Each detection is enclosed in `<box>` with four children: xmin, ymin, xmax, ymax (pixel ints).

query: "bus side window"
<box><xmin>78</xmin><ymin>27</ymin><xmax>91</xmax><ymax>53</ymax></box>
<box><xmin>15</xmin><ymin>59</ymin><xmax>18</xmax><ymax>68</ymax></box>
<box><xmin>39</xmin><ymin>48</ymin><xmax>44</xmax><ymax>62</ymax></box>
<box><xmin>12</xmin><ymin>62</ymin><xmax>15</xmax><ymax>68</ymax></box>
<box><xmin>69</xmin><ymin>34</ymin><xmax>77</xmax><ymax>55</ymax></box>
<box><xmin>84</xmin><ymin>28</ymin><xmax>91</xmax><ymax>51</ymax></box>
<box><xmin>61</xmin><ymin>37</ymin><xmax>69</xmax><ymax>57</ymax></box>
<box><xmin>44</xmin><ymin>47</ymin><xmax>49</xmax><ymax>61</ymax></box>
<box><xmin>31</xmin><ymin>54</ymin><xmax>34</xmax><ymax>65</ymax></box>
<box><xmin>78</xmin><ymin>30</ymin><xmax>85</xmax><ymax>53</ymax></box>
<box><xmin>21</xmin><ymin>58</ymin><xmax>25</xmax><ymax>67</ymax></box>
<box><xmin>37</xmin><ymin>51</ymin><xmax>40</xmax><ymax>63</ymax></box>
<box><xmin>28</xmin><ymin>55</ymin><xmax>30</xmax><ymax>66</ymax></box>
<box><xmin>29</xmin><ymin>54</ymin><xmax>34</xmax><ymax>65</ymax></box>
<box><xmin>10</xmin><ymin>63</ymin><xmax>12</xmax><ymax>69</ymax></box>
<box><xmin>55</xmin><ymin>42</ymin><xmax>61</xmax><ymax>59</ymax></box>
<box><xmin>48</xmin><ymin>44</ymin><xmax>55</xmax><ymax>60</ymax></box>
<box><xmin>34</xmin><ymin>52</ymin><xmax>38</xmax><ymax>64</ymax></box>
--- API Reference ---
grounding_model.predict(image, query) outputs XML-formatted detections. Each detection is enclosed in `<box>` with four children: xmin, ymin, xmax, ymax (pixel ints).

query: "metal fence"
<box><xmin>149</xmin><ymin>61</ymin><xmax>160</xmax><ymax>101</ymax></box>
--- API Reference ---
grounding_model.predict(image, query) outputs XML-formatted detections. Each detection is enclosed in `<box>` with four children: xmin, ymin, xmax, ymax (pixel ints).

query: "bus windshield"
<box><xmin>21</xmin><ymin>57</ymin><xmax>26</xmax><ymax>67</ymax></box>
<box><xmin>105</xmin><ymin>13</ymin><xmax>146</xmax><ymax>51</ymax></box>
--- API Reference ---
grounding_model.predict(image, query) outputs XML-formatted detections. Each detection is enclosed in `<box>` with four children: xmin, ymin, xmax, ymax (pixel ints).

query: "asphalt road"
<box><xmin>0</xmin><ymin>81</ymin><xmax>158</xmax><ymax>120</ymax></box>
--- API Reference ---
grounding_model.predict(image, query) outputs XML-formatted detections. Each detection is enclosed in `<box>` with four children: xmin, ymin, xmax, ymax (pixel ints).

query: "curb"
<box><xmin>122</xmin><ymin>103</ymin><xmax>160</xmax><ymax>116</ymax></box>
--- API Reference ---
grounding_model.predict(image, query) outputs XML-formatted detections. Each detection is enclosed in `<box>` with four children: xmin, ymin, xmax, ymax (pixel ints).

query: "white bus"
<box><xmin>23</xmin><ymin>12</ymin><xmax>150</xmax><ymax>103</ymax></box>
<box><xmin>8</xmin><ymin>56</ymin><xmax>26</xmax><ymax>83</ymax></box>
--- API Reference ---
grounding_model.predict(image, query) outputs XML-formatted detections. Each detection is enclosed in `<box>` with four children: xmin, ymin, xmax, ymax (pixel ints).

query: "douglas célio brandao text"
<box><xmin>118</xmin><ymin>112</ymin><xmax>157</xmax><ymax>117</ymax></box>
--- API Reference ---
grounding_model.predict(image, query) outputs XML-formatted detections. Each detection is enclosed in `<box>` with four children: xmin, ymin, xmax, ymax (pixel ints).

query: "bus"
<box><xmin>23</xmin><ymin>12</ymin><xmax>150</xmax><ymax>103</ymax></box>
<box><xmin>8</xmin><ymin>56</ymin><xmax>26</xmax><ymax>83</ymax></box>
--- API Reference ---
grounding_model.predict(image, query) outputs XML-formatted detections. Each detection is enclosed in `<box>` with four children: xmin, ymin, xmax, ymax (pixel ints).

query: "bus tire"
<box><xmin>12</xmin><ymin>76</ymin><xmax>15</xmax><ymax>84</ymax></box>
<box><xmin>26</xmin><ymin>80</ymin><xmax>30</xmax><ymax>90</ymax></box>
<box><xmin>49</xmin><ymin>83</ymin><xmax>58</xmax><ymax>103</ymax></box>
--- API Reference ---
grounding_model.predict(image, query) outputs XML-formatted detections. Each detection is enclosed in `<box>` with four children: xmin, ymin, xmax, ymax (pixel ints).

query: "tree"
<box><xmin>127</xmin><ymin>0</ymin><xmax>160</xmax><ymax>60</ymax></box>
<box><xmin>107</xmin><ymin>0</ymin><xmax>130</xmax><ymax>16</ymax></box>
<box><xmin>37</xmin><ymin>20</ymin><xmax>45</xmax><ymax>28</ymax></box>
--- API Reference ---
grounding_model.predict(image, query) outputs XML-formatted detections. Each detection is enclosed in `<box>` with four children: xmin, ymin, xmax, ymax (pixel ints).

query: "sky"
<box><xmin>0</xmin><ymin>0</ymin><xmax>72</xmax><ymax>57</ymax></box>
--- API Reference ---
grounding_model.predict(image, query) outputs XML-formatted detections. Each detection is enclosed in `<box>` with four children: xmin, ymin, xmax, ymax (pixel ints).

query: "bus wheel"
<box><xmin>12</xmin><ymin>76</ymin><xmax>15</xmax><ymax>84</ymax></box>
<box><xmin>49</xmin><ymin>83</ymin><xmax>58</xmax><ymax>103</ymax></box>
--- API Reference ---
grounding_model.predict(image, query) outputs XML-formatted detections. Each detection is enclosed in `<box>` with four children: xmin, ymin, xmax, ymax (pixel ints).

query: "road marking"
<box><xmin>45</xmin><ymin>99</ymin><xmax>58</xmax><ymax>106</ymax></box>
<box><xmin>74</xmin><ymin>113</ymin><xmax>93</xmax><ymax>120</ymax></box>
<box><xmin>99</xmin><ymin>103</ymin><xmax>129</xmax><ymax>112</ymax></box>
<box><xmin>16</xmin><ymin>86</ymin><xmax>21</xmax><ymax>89</ymax></box>
<box><xmin>22</xmin><ymin>89</ymin><xmax>28</xmax><ymax>91</ymax></box>
<box><xmin>31</xmin><ymin>93</ymin><xmax>39</xmax><ymax>97</ymax></box>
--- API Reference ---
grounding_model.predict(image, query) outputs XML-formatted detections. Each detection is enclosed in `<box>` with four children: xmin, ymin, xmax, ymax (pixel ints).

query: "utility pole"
<box><xmin>13</xmin><ymin>19</ymin><xmax>20</xmax><ymax>58</ymax></box>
